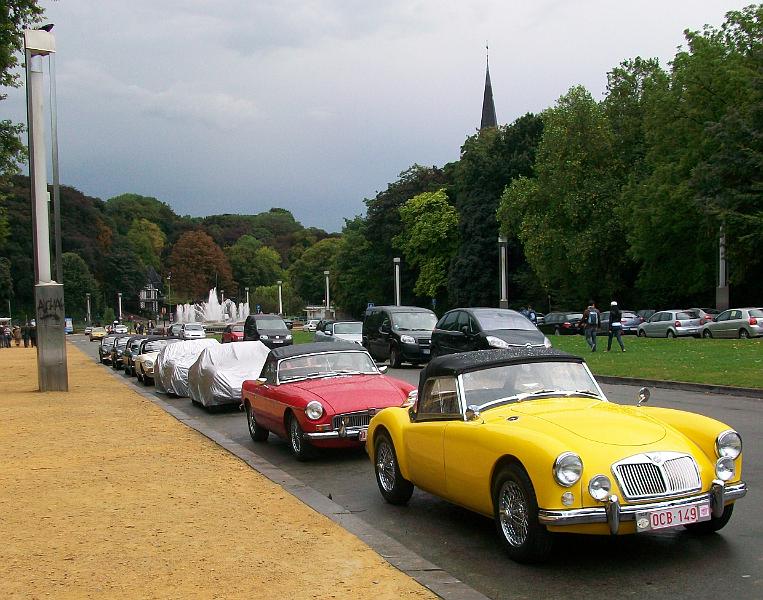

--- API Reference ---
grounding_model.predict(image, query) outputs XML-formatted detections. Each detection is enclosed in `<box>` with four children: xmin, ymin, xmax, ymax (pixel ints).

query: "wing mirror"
<box><xmin>465</xmin><ymin>405</ymin><xmax>481</xmax><ymax>421</ymax></box>
<box><xmin>255</xmin><ymin>377</ymin><xmax>268</xmax><ymax>386</ymax></box>
<box><xmin>637</xmin><ymin>387</ymin><xmax>650</xmax><ymax>406</ymax></box>
<box><xmin>378</xmin><ymin>365</ymin><xmax>388</xmax><ymax>374</ymax></box>
<box><xmin>460</xmin><ymin>325</ymin><xmax>470</xmax><ymax>335</ymax></box>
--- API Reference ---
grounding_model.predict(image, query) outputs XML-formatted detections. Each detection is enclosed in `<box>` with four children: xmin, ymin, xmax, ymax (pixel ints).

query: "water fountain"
<box><xmin>175</xmin><ymin>288</ymin><xmax>250</xmax><ymax>324</ymax></box>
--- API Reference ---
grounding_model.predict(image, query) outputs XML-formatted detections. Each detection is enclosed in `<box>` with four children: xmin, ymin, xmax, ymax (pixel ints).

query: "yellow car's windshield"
<box><xmin>461</xmin><ymin>361</ymin><xmax>602</xmax><ymax>409</ymax></box>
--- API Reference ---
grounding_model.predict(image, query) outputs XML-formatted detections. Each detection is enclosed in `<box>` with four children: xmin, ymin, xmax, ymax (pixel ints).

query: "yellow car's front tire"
<box><xmin>493</xmin><ymin>464</ymin><xmax>553</xmax><ymax>563</ymax></box>
<box><xmin>685</xmin><ymin>503</ymin><xmax>734</xmax><ymax>534</ymax></box>
<box><xmin>374</xmin><ymin>431</ymin><xmax>413</xmax><ymax>505</ymax></box>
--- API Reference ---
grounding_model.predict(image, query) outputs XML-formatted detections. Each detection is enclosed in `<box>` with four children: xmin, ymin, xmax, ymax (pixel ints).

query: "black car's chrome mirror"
<box><xmin>637</xmin><ymin>387</ymin><xmax>650</xmax><ymax>406</ymax></box>
<box><xmin>465</xmin><ymin>405</ymin><xmax>481</xmax><ymax>421</ymax></box>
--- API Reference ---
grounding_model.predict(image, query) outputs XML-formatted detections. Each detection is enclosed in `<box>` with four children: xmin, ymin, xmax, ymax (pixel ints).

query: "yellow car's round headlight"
<box><xmin>553</xmin><ymin>452</ymin><xmax>583</xmax><ymax>487</ymax></box>
<box><xmin>715</xmin><ymin>457</ymin><xmax>735</xmax><ymax>481</ymax></box>
<box><xmin>588</xmin><ymin>475</ymin><xmax>611</xmax><ymax>501</ymax></box>
<box><xmin>715</xmin><ymin>430</ymin><xmax>742</xmax><ymax>459</ymax></box>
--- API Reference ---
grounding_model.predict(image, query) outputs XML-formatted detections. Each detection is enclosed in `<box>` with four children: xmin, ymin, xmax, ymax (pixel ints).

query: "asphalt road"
<box><xmin>72</xmin><ymin>336</ymin><xmax>762</xmax><ymax>599</ymax></box>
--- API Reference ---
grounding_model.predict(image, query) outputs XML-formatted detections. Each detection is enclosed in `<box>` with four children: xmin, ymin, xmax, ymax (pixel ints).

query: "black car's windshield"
<box><xmin>278</xmin><ymin>351</ymin><xmax>378</xmax><ymax>382</ymax></box>
<box><xmin>257</xmin><ymin>318</ymin><xmax>288</xmax><ymax>331</ymax></box>
<box><xmin>392</xmin><ymin>312</ymin><xmax>437</xmax><ymax>331</ymax></box>
<box><xmin>473</xmin><ymin>310</ymin><xmax>536</xmax><ymax>331</ymax></box>
<box><xmin>333</xmin><ymin>322</ymin><xmax>362</xmax><ymax>334</ymax></box>
<box><xmin>115</xmin><ymin>337</ymin><xmax>129</xmax><ymax>349</ymax></box>
<box><xmin>461</xmin><ymin>361</ymin><xmax>602</xmax><ymax>409</ymax></box>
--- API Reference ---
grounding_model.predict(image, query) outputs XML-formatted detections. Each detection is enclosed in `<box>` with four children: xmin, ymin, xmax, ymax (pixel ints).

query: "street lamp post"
<box><xmin>324</xmin><ymin>271</ymin><xmax>330</xmax><ymax>318</ymax></box>
<box><xmin>277</xmin><ymin>280</ymin><xmax>283</xmax><ymax>315</ymax></box>
<box><xmin>25</xmin><ymin>26</ymin><xmax>67</xmax><ymax>391</ymax></box>
<box><xmin>85</xmin><ymin>293</ymin><xmax>91</xmax><ymax>325</ymax></box>
<box><xmin>716</xmin><ymin>224</ymin><xmax>730</xmax><ymax>310</ymax></box>
<box><xmin>498</xmin><ymin>235</ymin><xmax>508</xmax><ymax>309</ymax></box>
<box><xmin>166</xmin><ymin>274</ymin><xmax>172</xmax><ymax>324</ymax></box>
<box><xmin>117</xmin><ymin>292</ymin><xmax>122</xmax><ymax>321</ymax></box>
<box><xmin>245</xmin><ymin>287</ymin><xmax>250</xmax><ymax>307</ymax></box>
<box><xmin>393</xmin><ymin>257</ymin><xmax>401</xmax><ymax>306</ymax></box>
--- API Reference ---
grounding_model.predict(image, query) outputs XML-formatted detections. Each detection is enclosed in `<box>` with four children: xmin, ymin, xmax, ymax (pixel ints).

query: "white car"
<box><xmin>314</xmin><ymin>321</ymin><xmax>363</xmax><ymax>344</ymax></box>
<box><xmin>114</xmin><ymin>324</ymin><xmax>128</xmax><ymax>334</ymax></box>
<box><xmin>181</xmin><ymin>322</ymin><xmax>206</xmax><ymax>340</ymax></box>
<box><xmin>305</xmin><ymin>319</ymin><xmax>320</xmax><ymax>332</ymax></box>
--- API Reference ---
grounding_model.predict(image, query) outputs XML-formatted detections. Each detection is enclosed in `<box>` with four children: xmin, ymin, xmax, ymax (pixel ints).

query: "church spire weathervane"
<box><xmin>480</xmin><ymin>43</ymin><xmax>497</xmax><ymax>130</ymax></box>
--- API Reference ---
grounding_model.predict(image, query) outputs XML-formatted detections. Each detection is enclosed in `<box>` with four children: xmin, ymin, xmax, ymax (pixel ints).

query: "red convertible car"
<box><xmin>222</xmin><ymin>322</ymin><xmax>245</xmax><ymax>343</ymax></box>
<box><xmin>241</xmin><ymin>342</ymin><xmax>415</xmax><ymax>460</ymax></box>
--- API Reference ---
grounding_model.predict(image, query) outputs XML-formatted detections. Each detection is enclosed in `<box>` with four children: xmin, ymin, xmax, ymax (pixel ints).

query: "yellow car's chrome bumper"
<box><xmin>539</xmin><ymin>480</ymin><xmax>747</xmax><ymax>534</ymax></box>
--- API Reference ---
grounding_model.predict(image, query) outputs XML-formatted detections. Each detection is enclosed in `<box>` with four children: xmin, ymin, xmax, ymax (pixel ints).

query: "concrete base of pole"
<box><xmin>35</xmin><ymin>282</ymin><xmax>69</xmax><ymax>392</ymax></box>
<box><xmin>716</xmin><ymin>286</ymin><xmax>730</xmax><ymax>311</ymax></box>
<box><xmin>499</xmin><ymin>300</ymin><xmax>509</xmax><ymax>309</ymax></box>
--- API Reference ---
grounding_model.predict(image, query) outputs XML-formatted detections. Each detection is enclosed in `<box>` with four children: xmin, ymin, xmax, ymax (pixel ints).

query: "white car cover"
<box><xmin>187</xmin><ymin>341</ymin><xmax>270</xmax><ymax>407</ymax></box>
<box><xmin>155</xmin><ymin>338</ymin><xmax>219</xmax><ymax>396</ymax></box>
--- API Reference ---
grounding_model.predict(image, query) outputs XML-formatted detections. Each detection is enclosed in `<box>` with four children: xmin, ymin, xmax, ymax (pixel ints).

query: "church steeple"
<box><xmin>480</xmin><ymin>46</ymin><xmax>497</xmax><ymax>129</ymax></box>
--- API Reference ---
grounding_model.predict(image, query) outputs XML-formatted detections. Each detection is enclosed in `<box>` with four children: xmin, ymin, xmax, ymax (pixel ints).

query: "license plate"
<box><xmin>272</xmin><ymin>340</ymin><xmax>283</xmax><ymax>344</ymax></box>
<box><xmin>635</xmin><ymin>502</ymin><xmax>711</xmax><ymax>532</ymax></box>
<box><xmin>358</xmin><ymin>429</ymin><xmax>367</xmax><ymax>442</ymax></box>
<box><xmin>422</xmin><ymin>349</ymin><xmax>430</xmax><ymax>354</ymax></box>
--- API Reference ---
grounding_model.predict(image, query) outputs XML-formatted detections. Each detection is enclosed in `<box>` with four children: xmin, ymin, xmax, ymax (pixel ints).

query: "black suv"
<box><xmin>362</xmin><ymin>306</ymin><xmax>437</xmax><ymax>367</ymax></box>
<box><xmin>243</xmin><ymin>314</ymin><xmax>293</xmax><ymax>349</ymax></box>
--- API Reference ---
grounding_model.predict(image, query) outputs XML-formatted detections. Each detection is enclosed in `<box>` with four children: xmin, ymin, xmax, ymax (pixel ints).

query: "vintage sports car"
<box><xmin>188</xmin><ymin>341</ymin><xmax>270</xmax><ymax>408</ymax></box>
<box><xmin>367</xmin><ymin>348</ymin><xmax>746</xmax><ymax>562</ymax></box>
<box><xmin>155</xmin><ymin>338</ymin><xmax>219</xmax><ymax>396</ymax></box>
<box><xmin>134</xmin><ymin>337</ymin><xmax>181</xmax><ymax>385</ymax></box>
<box><xmin>241</xmin><ymin>342</ymin><xmax>415</xmax><ymax>460</ymax></box>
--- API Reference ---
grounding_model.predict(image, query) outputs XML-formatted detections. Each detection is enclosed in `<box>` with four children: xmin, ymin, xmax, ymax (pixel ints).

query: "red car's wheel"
<box><xmin>287</xmin><ymin>413</ymin><xmax>312</xmax><ymax>461</ymax></box>
<box><xmin>245</xmin><ymin>402</ymin><xmax>269</xmax><ymax>442</ymax></box>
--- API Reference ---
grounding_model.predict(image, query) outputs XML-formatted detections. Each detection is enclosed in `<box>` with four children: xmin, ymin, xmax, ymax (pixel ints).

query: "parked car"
<box><xmin>188</xmin><ymin>341</ymin><xmax>270</xmax><ymax>408</ymax></box>
<box><xmin>134</xmin><ymin>337</ymin><xmax>182</xmax><ymax>385</ymax></box>
<box><xmin>314</xmin><ymin>319</ymin><xmax>335</xmax><ymax>337</ymax></box>
<box><xmin>596</xmin><ymin>311</ymin><xmax>641</xmax><ymax>335</ymax></box>
<box><xmin>83</xmin><ymin>326</ymin><xmax>93</xmax><ymax>335</ymax></box>
<box><xmin>537</xmin><ymin>312</ymin><xmax>584</xmax><ymax>336</ymax></box>
<box><xmin>691</xmin><ymin>307</ymin><xmax>721</xmax><ymax>326</ymax></box>
<box><xmin>431</xmin><ymin>308</ymin><xmax>550</xmax><ymax>357</ymax></box>
<box><xmin>362</xmin><ymin>305</ymin><xmax>437</xmax><ymax>367</ymax></box>
<box><xmin>283</xmin><ymin>318</ymin><xmax>294</xmax><ymax>330</ymax></box>
<box><xmin>155</xmin><ymin>338</ymin><xmax>220</xmax><ymax>396</ymax></box>
<box><xmin>636</xmin><ymin>309</ymin><xmax>656</xmax><ymax>322</ymax></box>
<box><xmin>243</xmin><ymin>314</ymin><xmax>293</xmax><ymax>349</ymax></box>
<box><xmin>637</xmin><ymin>310</ymin><xmax>702</xmax><ymax>338</ymax></box>
<box><xmin>314</xmin><ymin>321</ymin><xmax>363</xmax><ymax>344</ymax></box>
<box><xmin>109</xmin><ymin>335</ymin><xmax>131</xmax><ymax>370</ymax></box>
<box><xmin>180</xmin><ymin>322</ymin><xmax>206</xmax><ymax>340</ymax></box>
<box><xmin>700</xmin><ymin>307</ymin><xmax>763</xmax><ymax>339</ymax></box>
<box><xmin>121</xmin><ymin>335</ymin><xmax>151</xmax><ymax>375</ymax></box>
<box><xmin>241</xmin><ymin>342</ymin><xmax>415</xmax><ymax>460</ymax></box>
<box><xmin>367</xmin><ymin>347</ymin><xmax>746</xmax><ymax>563</ymax></box>
<box><xmin>305</xmin><ymin>319</ymin><xmax>320</xmax><ymax>332</ymax></box>
<box><xmin>168</xmin><ymin>323</ymin><xmax>183</xmax><ymax>337</ymax></box>
<box><xmin>113</xmin><ymin>324</ymin><xmax>128</xmax><ymax>334</ymax></box>
<box><xmin>98</xmin><ymin>335</ymin><xmax>125</xmax><ymax>364</ymax></box>
<box><xmin>222</xmin><ymin>322</ymin><xmax>245</xmax><ymax>343</ymax></box>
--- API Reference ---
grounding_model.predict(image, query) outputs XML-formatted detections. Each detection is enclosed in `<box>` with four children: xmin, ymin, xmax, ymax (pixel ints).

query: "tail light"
<box><xmin>563</xmin><ymin>322</ymin><xmax>571</xmax><ymax>328</ymax></box>
<box><xmin>675</xmin><ymin>320</ymin><xmax>681</xmax><ymax>327</ymax></box>
<box><xmin>750</xmin><ymin>318</ymin><xmax>758</xmax><ymax>326</ymax></box>
<box><xmin>700</xmin><ymin>318</ymin><xmax>707</xmax><ymax>325</ymax></box>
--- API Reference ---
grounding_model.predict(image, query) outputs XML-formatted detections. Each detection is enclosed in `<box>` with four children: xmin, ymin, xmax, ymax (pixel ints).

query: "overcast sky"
<box><xmin>4</xmin><ymin>0</ymin><xmax>751</xmax><ymax>232</ymax></box>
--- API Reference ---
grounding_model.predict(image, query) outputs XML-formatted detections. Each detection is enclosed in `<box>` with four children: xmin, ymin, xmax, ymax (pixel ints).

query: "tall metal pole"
<box><xmin>245</xmin><ymin>286</ymin><xmax>249</xmax><ymax>306</ymax></box>
<box><xmin>324</xmin><ymin>270</ymin><xmax>330</xmax><ymax>318</ymax></box>
<box><xmin>117</xmin><ymin>292</ymin><xmax>122</xmax><ymax>321</ymax></box>
<box><xmin>716</xmin><ymin>224</ymin><xmax>730</xmax><ymax>310</ymax></box>
<box><xmin>50</xmin><ymin>52</ymin><xmax>63</xmax><ymax>283</ymax></box>
<box><xmin>393</xmin><ymin>257</ymin><xmax>401</xmax><ymax>306</ymax></box>
<box><xmin>277</xmin><ymin>280</ymin><xmax>283</xmax><ymax>315</ymax></box>
<box><xmin>86</xmin><ymin>293</ymin><xmax>91</xmax><ymax>325</ymax></box>
<box><xmin>24</xmin><ymin>28</ymin><xmax>67</xmax><ymax>391</ymax></box>
<box><xmin>498</xmin><ymin>235</ymin><xmax>508</xmax><ymax>309</ymax></box>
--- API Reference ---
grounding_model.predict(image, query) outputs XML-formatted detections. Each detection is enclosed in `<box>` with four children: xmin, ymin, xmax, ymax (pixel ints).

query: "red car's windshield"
<box><xmin>278</xmin><ymin>351</ymin><xmax>378</xmax><ymax>382</ymax></box>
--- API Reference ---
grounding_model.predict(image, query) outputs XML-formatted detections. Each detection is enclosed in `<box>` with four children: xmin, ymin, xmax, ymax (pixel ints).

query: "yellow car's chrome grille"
<box><xmin>613</xmin><ymin>453</ymin><xmax>701</xmax><ymax>501</ymax></box>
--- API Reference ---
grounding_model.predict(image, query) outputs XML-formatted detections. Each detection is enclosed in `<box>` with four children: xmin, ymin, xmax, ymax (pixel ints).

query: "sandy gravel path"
<box><xmin>0</xmin><ymin>345</ymin><xmax>435</xmax><ymax>599</ymax></box>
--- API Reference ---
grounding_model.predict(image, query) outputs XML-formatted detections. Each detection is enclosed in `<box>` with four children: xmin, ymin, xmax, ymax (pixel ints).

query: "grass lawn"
<box><xmin>210</xmin><ymin>329</ymin><xmax>313</xmax><ymax>344</ymax></box>
<box><xmin>551</xmin><ymin>334</ymin><xmax>763</xmax><ymax>389</ymax></box>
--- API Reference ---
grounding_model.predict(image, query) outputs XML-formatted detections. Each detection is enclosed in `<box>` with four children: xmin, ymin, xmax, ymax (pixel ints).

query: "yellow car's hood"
<box><xmin>507</xmin><ymin>398</ymin><xmax>667</xmax><ymax>446</ymax></box>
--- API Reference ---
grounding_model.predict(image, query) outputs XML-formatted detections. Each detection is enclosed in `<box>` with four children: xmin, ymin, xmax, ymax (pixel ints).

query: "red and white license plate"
<box><xmin>358</xmin><ymin>429</ymin><xmax>368</xmax><ymax>442</ymax></box>
<box><xmin>636</xmin><ymin>502</ymin><xmax>711</xmax><ymax>532</ymax></box>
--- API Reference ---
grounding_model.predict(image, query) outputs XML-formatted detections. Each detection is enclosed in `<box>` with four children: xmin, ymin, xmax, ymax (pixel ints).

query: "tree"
<box><xmin>227</xmin><ymin>235</ymin><xmax>284</xmax><ymax>289</ymax></box>
<box><xmin>393</xmin><ymin>189</ymin><xmax>459</xmax><ymax>299</ymax></box>
<box><xmin>498</xmin><ymin>88</ymin><xmax>625</xmax><ymax>308</ymax></box>
<box><xmin>333</xmin><ymin>217</ymin><xmax>380</xmax><ymax>317</ymax></box>
<box><xmin>62</xmin><ymin>252</ymin><xmax>99</xmax><ymax>320</ymax></box>
<box><xmin>288</xmin><ymin>238</ymin><xmax>341</xmax><ymax>305</ymax></box>
<box><xmin>168</xmin><ymin>230</ymin><xmax>234</xmax><ymax>301</ymax></box>
<box><xmin>103</xmin><ymin>193</ymin><xmax>180</xmax><ymax>238</ymax></box>
<box><xmin>449</xmin><ymin>114</ymin><xmax>544</xmax><ymax>308</ymax></box>
<box><xmin>127</xmin><ymin>218</ymin><xmax>166</xmax><ymax>269</ymax></box>
<box><xmin>252</xmin><ymin>282</ymin><xmax>304</xmax><ymax>315</ymax></box>
<box><xmin>99</xmin><ymin>237</ymin><xmax>147</xmax><ymax>313</ymax></box>
<box><xmin>0</xmin><ymin>256</ymin><xmax>12</xmax><ymax>305</ymax></box>
<box><xmin>1</xmin><ymin>1</ymin><xmax>44</xmax><ymax>247</ymax></box>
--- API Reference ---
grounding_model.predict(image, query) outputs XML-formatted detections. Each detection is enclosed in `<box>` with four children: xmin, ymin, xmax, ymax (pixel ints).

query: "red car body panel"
<box><xmin>242</xmin><ymin>374</ymin><xmax>414</xmax><ymax>448</ymax></box>
<box><xmin>222</xmin><ymin>331</ymin><xmax>244</xmax><ymax>343</ymax></box>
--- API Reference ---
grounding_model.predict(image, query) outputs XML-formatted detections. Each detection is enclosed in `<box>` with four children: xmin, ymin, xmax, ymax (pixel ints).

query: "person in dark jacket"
<box><xmin>606</xmin><ymin>300</ymin><xmax>625</xmax><ymax>352</ymax></box>
<box><xmin>29</xmin><ymin>323</ymin><xmax>37</xmax><ymax>348</ymax></box>
<box><xmin>22</xmin><ymin>323</ymin><xmax>30</xmax><ymax>347</ymax></box>
<box><xmin>582</xmin><ymin>301</ymin><xmax>601</xmax><ymax>352</ymax></box>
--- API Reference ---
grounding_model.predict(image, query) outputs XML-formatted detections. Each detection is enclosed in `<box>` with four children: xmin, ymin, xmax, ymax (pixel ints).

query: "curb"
<box><xmin>595</xmin><ymin>375</ymin><xmax>763</xmax><ymax>399</ymax></box>
<box><xmin>99</xmin><ymin>361</ymin><xmax>489</xmax><ymax>600</ymax></box>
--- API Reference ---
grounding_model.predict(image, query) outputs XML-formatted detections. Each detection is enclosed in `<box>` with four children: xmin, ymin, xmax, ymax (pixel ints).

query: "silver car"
<box><xmin>181</xmin><ymin>322</ymin><xmax>206</xmax><ymax>340</ymax></box>
<box><xmin>637</xmin><ymin>309</ymin><xmax>702</xmax><ymax>338</ymax></box>
<box><xmin>314</xmin><ymin>321</ymin><xmax>363</xmax><ymax>344</ymax></box>
<box><xmin>700</xmin><ymin>307</ymin><xmax>763</xmax><ymax>339</ymax></box>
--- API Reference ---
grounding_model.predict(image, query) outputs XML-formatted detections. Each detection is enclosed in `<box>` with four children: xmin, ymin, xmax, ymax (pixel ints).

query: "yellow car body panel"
<box><xmin>368</xmin><ymin>396</ymin><xmax>743</xmax><ymax>534</ymax></box>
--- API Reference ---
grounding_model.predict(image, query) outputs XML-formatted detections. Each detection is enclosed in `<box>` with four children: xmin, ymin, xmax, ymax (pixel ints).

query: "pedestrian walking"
<box><xmin>29</xmin><ymin>323</ymin><xmax>37</xmax><ymax>348</ymax></box>
<box><xmin>606</xmin><ymin>300</ymin><xmax>625</xmax><ymax>352</ymax></box>
<box><xmin>22</xmin><ymin>322</ymin><xmax>30</xmax><ymax>347</ymax></box>
<box><xmin>582</xmin><ymin>301</ymin><xmax>601</xmax><ymax>352</ymax></box>
<box><xmin>527</xmin><ymin>306</ymin><xmax>537</xmax><ymax>325</ymax></box>
<box><xmin>12</xmin><ymin>325</ymin><xmax>22</xmax><ymax>347</ymax></box>
<box><xmin>2</xmin><ymin>324</ymin><xmax>11</xmax><ymax>348</ymax></box>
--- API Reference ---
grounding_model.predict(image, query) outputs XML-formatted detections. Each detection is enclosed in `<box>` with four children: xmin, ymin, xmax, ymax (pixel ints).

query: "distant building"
<box><xmin>139</xmin><ymin>266</ymin><xmax>162</xmax><ymax>315</ymax></box>
<box><xmin>480</xmin><ymin>50</ymin><xmax>497</xmax><ymax>129</ymax></box>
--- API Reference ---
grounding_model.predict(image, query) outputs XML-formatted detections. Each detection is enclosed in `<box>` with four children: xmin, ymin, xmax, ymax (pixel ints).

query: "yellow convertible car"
<box><xmin>367</xmin><ymin>348</ymin><xmax>746</xmax><ymax>562</ymax></box>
